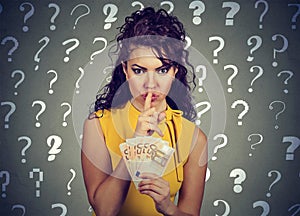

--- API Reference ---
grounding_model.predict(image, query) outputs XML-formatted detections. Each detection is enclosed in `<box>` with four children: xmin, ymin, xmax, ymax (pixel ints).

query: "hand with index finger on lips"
<box><xmin>134</xmin><ymin>92</ymin><xmax>165</xmax><ymax>137</ymax></box>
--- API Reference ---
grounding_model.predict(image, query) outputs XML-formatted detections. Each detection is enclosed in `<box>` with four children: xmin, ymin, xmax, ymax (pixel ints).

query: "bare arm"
<box><xmin>81</xmin><ymin>116</ymin><xmax>131</xmax><ymax>216</ymax></box>
<box><xmin>176</xmin><ymin>127</ymin><xmax>208</xmax><ymax>216</ymax></box>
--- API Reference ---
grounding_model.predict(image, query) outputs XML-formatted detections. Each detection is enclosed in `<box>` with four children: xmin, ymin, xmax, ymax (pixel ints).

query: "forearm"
<box><xmin>92</xmin><ymin>159</ymin><xmax>131</xmax><ymax>216</ymax></box>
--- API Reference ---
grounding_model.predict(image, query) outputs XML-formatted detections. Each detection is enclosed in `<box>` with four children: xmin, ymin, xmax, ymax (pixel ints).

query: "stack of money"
<box><xmin>119</xmin><ymin>136</ymin><xmax>174</xmax><ymax>188</ymax></box>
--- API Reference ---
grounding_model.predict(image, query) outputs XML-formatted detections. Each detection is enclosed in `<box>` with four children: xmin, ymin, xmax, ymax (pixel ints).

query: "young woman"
<box><xmin>81</xmin><ymin>7</ymin><xmax>207</xmax><ymax>216</ymax></box>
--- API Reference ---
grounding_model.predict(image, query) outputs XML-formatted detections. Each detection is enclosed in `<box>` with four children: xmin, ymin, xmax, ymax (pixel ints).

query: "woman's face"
<box><xmin>122</xmin><ymin>46</ymin><xmax>177</xmax><ymax>111</ymax></box>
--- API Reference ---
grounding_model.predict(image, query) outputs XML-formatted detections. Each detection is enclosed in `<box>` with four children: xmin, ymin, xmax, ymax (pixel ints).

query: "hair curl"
<box><xmin>94</xmin><ymin>7</ymin><xmax>197</xmax><ymax>121</ymax></box>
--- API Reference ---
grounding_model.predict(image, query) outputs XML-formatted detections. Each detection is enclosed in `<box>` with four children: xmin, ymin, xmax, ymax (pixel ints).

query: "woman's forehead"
<box><xmin>128</xmin><ymin>45</ymin><xmax>164</xmax><ymax>59</ymax></box>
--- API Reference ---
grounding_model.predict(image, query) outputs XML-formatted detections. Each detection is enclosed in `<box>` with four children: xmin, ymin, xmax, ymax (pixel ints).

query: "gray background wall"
<box><xmin>0</xmin><ymin>0</ymin><xmax>299</xmax><ymax>215</ymax></box>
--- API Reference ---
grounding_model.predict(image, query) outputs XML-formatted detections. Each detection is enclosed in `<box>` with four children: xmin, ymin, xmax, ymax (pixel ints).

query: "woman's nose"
<box><xmin>144</xmin><ymin>72</ymin><xmax>157</xmax><ymax>89</ymax></box>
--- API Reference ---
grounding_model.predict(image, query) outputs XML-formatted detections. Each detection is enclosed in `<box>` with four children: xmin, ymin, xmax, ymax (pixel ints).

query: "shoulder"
<box><xmin>194</xmin><ymin>126</ymin><xmax>207</xmax><ymax>144</ymax></box>
<box><xmin>182</xmin><ymin>118</ymin><xmax>207</xmax><ymax>158</ymax></box>
<box><xmin>83</xmin><ymin>109</ymin><xmax>112</xmax><ymax>135</ymax></box>
<box><xmin>180</xmin><ymin>115</ymin><xmax>206</xmax><ymax>145</ymax></box>
<box><xmin>83</xmin><ymin>114</ymin><xmax>103</xmax><ymax>135</ymax></box>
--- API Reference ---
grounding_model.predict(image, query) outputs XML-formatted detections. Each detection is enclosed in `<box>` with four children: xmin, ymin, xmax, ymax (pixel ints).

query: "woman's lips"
<box><xmin>142</xmin><ymin>93</ymin><xmax>159</xmax><ymax>101</ymax></box>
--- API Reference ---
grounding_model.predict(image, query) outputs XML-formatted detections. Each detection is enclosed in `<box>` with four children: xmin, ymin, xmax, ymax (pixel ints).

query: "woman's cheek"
<box><xmin>128</xmin><ymin>80</ymin><xmax>143</xmax><ymax>97</ymax></box>
<box><xmin>158</xmin><ymin>79</ymin><xmax>173</xmax><ymax>95</ymax></box>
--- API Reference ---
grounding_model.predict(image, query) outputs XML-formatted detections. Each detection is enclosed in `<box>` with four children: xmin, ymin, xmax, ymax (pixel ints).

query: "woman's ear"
<box><xmin>174</xmin><ymin>67</ymin><xmax>178</xmax><ymax>77</ymax></box>
<box><xmin>122</xmin><ymin>61</ymin><xmax>128</xmax><ymax>79</ymax></box>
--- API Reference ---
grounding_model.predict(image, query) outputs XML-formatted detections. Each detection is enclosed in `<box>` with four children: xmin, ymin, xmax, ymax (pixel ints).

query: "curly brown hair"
<box><xmin>94</xmin><ymin>7</ymin><xmax>197</xmax><ymax>121</ymax></box>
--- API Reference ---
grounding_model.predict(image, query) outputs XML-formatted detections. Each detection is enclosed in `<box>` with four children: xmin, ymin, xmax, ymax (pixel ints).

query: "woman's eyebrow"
<box><xmin>131</xmin><ymin>64</ymin><xmax>147</xmax><ymax>71</ymax></box>
<box><xmin>131</xmin><ymin>63</ymin><xmax>171</xmax><ymax>71</ymax></box>
<box><xmin>155</xmin><ymin>64</ymin><xmax>171</xmax><ymax>70</ymax></box>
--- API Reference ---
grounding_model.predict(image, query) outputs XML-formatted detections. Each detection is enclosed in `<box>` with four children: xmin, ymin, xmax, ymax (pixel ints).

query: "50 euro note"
<box><xmin>119</xmin><ymin>136</ymin><xmax>174</xmax><ymax>188</ymax></box>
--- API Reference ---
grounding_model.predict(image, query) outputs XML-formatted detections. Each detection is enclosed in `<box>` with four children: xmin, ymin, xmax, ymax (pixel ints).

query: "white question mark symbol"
<box><xmin>212</xmin><ymin>134</ymin><xmax>228</xmax><ymax>161</ymax></box>
<box><xmin>222</xmin><ymin>2</ymin><xmax>240</xmax><ymax>26</ymax></box>
<box><xmin>34</xmin><ymin>36</ymin><xmax>50</xmax><ymax>71</ymax></box>
<box><xmin>253</xmin><ymin>200</ymin><xmax>270</xmax><ymax>216</ymax></box>
<box><xmin>76</xmin><ymin>67</ymin><xmax>85</xmax><ymax>94</ymax></box>
<box><xmin>160</xmin><ymin>1</ymin><xmax>174</xmax><ymax>14</ymax></box>
<box><xmin>208</xmin><ymin>36</ymin><xmax>225</xmax><ymax>64</ymax></box>
<box><xmin>266</xmin><ymin>170</ymin><xmax>281</xmax><ymax>197</ymax></box>
<box><xmin>103</xmin><ymin>65</ymin><xmax>113</xmax><ymax>83</ymax></box>
<box><xmin>131</xmin><ymin>1</ymin><xmax>144</xmax><ymax>10</ymax></box>
<box><xmin>247</xmin><ymin>35</ymin><xmax>262</xmax><ymax>62</ymax></box>
<box><xmin>194</xmin><ymin>101</ymin><xmax>211</xmax><ymax>126</ymax></box>
<box><xmin>47</xmin><ymin>135</ymin><xmax>62</xmax><ymax>162</ymax></box>
<box><xmin>231</xmin><ymin>99</ymin><xmax>249</xmax><ymax>126</ymax></box>
<box><xmin>67</xmin><ymin>169</ymin><xmax>76</xmax><ymax>196</ymax></box>
<box><xmin>0</xmin><ymin>171</ymin><xmax>10</xmax><ymax>198</ymax></box>
<box><xmin>213</xmin><ymin>199</ymin><xmax>231</xmax><ymax>216</ymax></box>
<box><xmin>88</xmin><ymin>206</ymin><xmax>94</xmax><ymax>212</ymax></box>
<box><xmin>289</xmin><ymin>204</ymin><xmax>300</xmax><ymax>216</ymax></box>
<box><xmin>205</xmin><ymin>167</ymin><xmax>210</xmax><ymax>182</ymax></box>
<box><xmin>277</xmin><ymin>70</ymin><xmax>293</xmax><ymax>94</ymax></box>
<box><xmin>1</xmin><ymin>101</ymin><xmax>16</xmax><ymax>129</ymax></box>
<box><xmin>195</xmin><ymin>65</ymin><xmax>207</xmax><ymax>93</ymax></box>
<box><xmin>61</xmin><ymin>102</ymin><xmax>71</xmax><ymax>127</ymax></box>
<box><xmin>11</xmin><ymin>70</ymin><xmax>25</xmax><ymax>96</ymax></box>
<box><xmin>271</xmin><ymin>34</ymin><xmax>288</xmax><ymax>67</ymax></box>
<box><xmin>18</xmin><ymin>136</ymin><xmax>32</xmax><ymax>163</ymax></box>
<box><xmin>19</xmin><ymin>2</ymin><xmax>34</xmax><ymax>32</ymax></box>
<box><xmin>248</xmin><ymin>65</ymin><xmax>263</xmax><ymax>93</ymax></box>
<box><xmin>255</xmin><ymin>0</ymin><xmax>269</xmax><ymax>29</ymax></box>
<box><xmin>184</xmin><ymin>35</ymin><xmax>192</xmax><ymax>50</ymax></box>
<box><xmin>90</xmin><ymin>37</ymin><xmax>108</xmax><ymax>64</ymax></box>
<box><xmin>189</xmin><ymin>1</ymin><xmax>205</xmax><ymax>25</ymax></box>
<box><xmin>29</xmin><ymin>168</ymin><xmax>43</xmax><ymax>197</ymax></box>
<box><xmin>288</xmin><ymin>4</ymin><xmax>300</xmax><ymax>30</ymax></box>
<box><xmin>282</xmin><ymin>136</ymin><xmax>300</xmax><ymax>161</ymax></box>
<box><xmin>103</xmin><ymin>4</ymin><xmax>118</xmax><ymax>30</ymax></box>
<box><xmin>70</xmin><ymin>4</ymin><xmax>90</xmax><ymax>30</ymax></box>
<box><xmin>12</xmin><ymin>204</ymin><xmax>26</xmax><ymax>216</ymax></box>
<box><xmin>268</xmin><ymin>100</ymin><xmax>285</xmax><ymax>130</ymax></box>
<box><xmin>224</xmin><ymin>64</ymin><xmax>238</xmax><ymax>93</ymax></box>
<box><xmin>31</xmin><ymin>100</ymin><xmax>46</xmax><ymax>128</ymax></box>
<box><xmin>62</xmin><ymin>38</ymin><xmax>80</xmax><ymax>62</ymax></box>
<box><xmin>247</xmin><ymin>133</ymin><xmax>263</xmax><ymax>157</ymax></box>
<box><xmin>229</xmin><ymin>168</ymin><xmax>246</xmax><ymax>193</ymax></box>
<box><xmin>52</xmin><ymin>203</ymin><xmax>67</xmax><ymax>216</ymax></box>
<box><xmin>48</xmin><ymin>3</ymin><xmax>60</xmax><ymax>31</ymax></box>
<box><xmin>47</xmin><ymin>70</ymin><xmax>58</xmax><ymax>95</ymax></box>
<box><xmin>1</xmin><ymin>36</ymin><xmax>19</xmax><ymax>62</ymax></box>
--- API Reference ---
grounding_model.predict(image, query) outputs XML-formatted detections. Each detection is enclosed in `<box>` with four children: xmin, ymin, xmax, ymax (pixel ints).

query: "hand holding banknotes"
<box><xmin>138</xmin><ymin>172</ymin><xmax>174</xmax><ymax>215</ymax></box>
<box><xmin>134</xmin><ymin>92</ymin><xmax>166</xmax><ymax>137</ymax></box>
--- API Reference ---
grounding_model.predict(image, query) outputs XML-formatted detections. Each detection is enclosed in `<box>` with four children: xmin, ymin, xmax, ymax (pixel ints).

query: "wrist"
<box><xmin>164</xmin><ymin>202</ymin><xmax>177</xmax><ymax>216</ymax></box>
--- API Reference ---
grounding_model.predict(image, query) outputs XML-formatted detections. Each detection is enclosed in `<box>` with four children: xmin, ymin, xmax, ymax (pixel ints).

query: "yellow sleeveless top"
<box><xmin>94</xmin><ymin>101</ymin><xmax>195</xmax><ymax>216</ymax></box>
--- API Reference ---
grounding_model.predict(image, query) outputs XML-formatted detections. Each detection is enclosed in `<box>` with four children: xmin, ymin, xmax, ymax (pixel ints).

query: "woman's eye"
<box><xmin>157</xmin><ymin>67</ymin><xmax>169</xmax><ymax>74</ymax></box>
<box><xmin>132</xmin><ymin>68</ymin><xmax>144</xmax><ymax>75</ymax></box>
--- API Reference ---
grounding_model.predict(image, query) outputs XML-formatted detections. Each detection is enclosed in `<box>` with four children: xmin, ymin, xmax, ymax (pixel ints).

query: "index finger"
<box><xmin>144</xmin><ymin>92</ymin><xmax>152</xmax><ymax>111</ymax></box>
<box><xmin>138</xmin><ymin>172</ymin><xmax>159</xmax><ymax>179</ymax></box>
